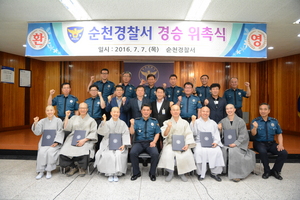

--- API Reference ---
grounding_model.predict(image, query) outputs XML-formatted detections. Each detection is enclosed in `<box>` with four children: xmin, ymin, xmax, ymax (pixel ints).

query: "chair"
<box><xmin>248</xmin><ymin>130</ymin><xmax>278</xmax><ymax>174</ymax></box>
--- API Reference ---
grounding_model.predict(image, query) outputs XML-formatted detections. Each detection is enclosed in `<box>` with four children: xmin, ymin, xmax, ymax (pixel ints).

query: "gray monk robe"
<box><xmin>157</xmin><ymin>117</ymin><xmax>196</xmax><ymax>175</ymax></box>
<box><xmin>31</xmin><ymin>116</ymin><xmax>64</xmax><ymax>172</ymax></box>
<box><xmin>60</xmin><ymin>114</ymin><xmax>98</xmax><ymax>159</ymax></box>
<box><xmin>219</xmin><ymin>114</ymin><xmax>256</xmax><ymax>179</ymax></box>
<box><xmin>94</xmin><ymin>118</ymin><xmax>131</xmax><ymax>175</ymax></box>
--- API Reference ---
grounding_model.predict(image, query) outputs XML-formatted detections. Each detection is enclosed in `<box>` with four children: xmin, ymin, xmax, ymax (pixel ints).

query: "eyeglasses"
<box><xmin>90</xmin><ymin>89</ymin><xmax>98</xmax><ymax>91</ymax></box>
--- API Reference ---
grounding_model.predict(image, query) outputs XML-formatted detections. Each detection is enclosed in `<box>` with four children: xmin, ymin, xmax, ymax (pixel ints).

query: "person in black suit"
<box><xmin>203</xmin><ymin>83</ymin><xmax>227</xmax><ymax>124</ymax></box>
<box><xmin>123</xmin><ymin>85</ymin><xmax>151</xmax><ymax>119</ymax></box>
<box><xmin>151</xmin><ymin>87</ymin><xmax>172</xmax><ymax>151</ymax></box>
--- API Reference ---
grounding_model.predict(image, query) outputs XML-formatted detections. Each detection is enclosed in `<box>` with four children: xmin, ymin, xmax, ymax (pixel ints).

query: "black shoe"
<box><xmin>262</xmin><ymin>172</ymin><xmax>270</xmax><ymax>179</ymax></box>
<box><xmin>210</xmin><ymin>174</ymin><xmax>222</xmax><ymax>182</ymax></box>
<box><xmin>271</xmin><ymin>170</ymin><xmax>283</xmax><ymax>180</ymax></box>
<box><xmin>131</xmin><ymin>173</ymin><xmax>141</xmax><ymax>181</ymax></box>
<box><xmin>149</xmin><ymin>174</ymin><xmax>156</xmax><ymax>181</ymax></box>
<box><xmin>198</xmin><ymin>175</ymin><xmax>204</xmax><ymax>181</ymax></box>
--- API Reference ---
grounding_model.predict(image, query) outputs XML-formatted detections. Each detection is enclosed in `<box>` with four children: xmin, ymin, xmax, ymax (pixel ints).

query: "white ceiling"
<box><xmin>0</xmin><ymin>0</ymin><xmax>299</xmax><ymax>63</ymax></box>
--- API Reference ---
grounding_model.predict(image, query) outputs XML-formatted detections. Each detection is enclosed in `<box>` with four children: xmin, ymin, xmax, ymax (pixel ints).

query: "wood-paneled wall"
<box><xmin>1</xmin><ymin>51</ymin><xmax>299</xmax><ymax>151</ymax></box>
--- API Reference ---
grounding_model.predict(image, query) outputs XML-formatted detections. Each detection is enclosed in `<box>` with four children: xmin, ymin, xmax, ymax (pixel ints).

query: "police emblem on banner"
<box><xmin>67</xmin><ymin>26</ymin><xmax>84</xmax><ymax>43</ymax></box>
<box><xmin>139</xmin><ymin>65</ymin><xmax>159</xmax><ymax>81</ymax></box>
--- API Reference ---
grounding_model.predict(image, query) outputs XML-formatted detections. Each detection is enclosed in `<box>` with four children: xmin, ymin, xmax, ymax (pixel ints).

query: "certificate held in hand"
<box><xmin>223</xmin><ymin>129</ymin><xmax>236</xmax><ymax>146</ymax></box>
<box><xmin>172</xmin><ymin>135</ymin><xmax>185</xmax><ymax>151</ymax></box>
<box><xmin>72</xmin><ymin>130</ymin><xmax>86</xmax><ymax>146</ymax></box>
<box><xmin>200</xmin><ymin>132</ymin><xmax>213</xmax><ymax>148</ymax></box>
<box><xmin>109</xmin><ymin>133</ymin><xmax>122</xmax><ymax>150</ymax></box>
<box><xmin>41</xmin><ymin>129</ymin><xmax>56</xmax><ymax>146</ymax></box>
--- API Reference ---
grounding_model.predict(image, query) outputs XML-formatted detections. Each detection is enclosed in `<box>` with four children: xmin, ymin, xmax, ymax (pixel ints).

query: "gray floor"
<box><xmin>0</xmin><ymin>159</ymin><xmax>299</xmax><ymax>200</ymax></box>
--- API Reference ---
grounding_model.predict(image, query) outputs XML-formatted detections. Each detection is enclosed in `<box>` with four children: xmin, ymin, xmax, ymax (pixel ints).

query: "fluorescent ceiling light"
<box><xmin>185</xmin><ymin>0</ymin><xmax>211</xmax><ymax>21</ymax></box>
<box><xmin>298</xmin><ymin>34</ymin><xmax>300</xmax><ymax>37</ymax></box>
<box><xmin>59</xmin><ymin>0</ymin><xmax>91</xmax><ymax>20</ymax></box>
<box><xmin>268</xmin><ymin>46</ymin><xmax>274</xmax><ymax>50</ymax></box>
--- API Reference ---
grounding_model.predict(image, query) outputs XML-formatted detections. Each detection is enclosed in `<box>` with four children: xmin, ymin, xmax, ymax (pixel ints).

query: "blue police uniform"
<box><xmin>122</xmin><ymin>83</ymin><xmax>136</xmax><ymax>99</ymax></box>
<box><xmin>165</xmin><ymin>86</ymin><xmax>184</xmax><ymax>104</ymax></box>
<box><xmin>196</xmin><ymin>86</ymin><xmax>210</xmax><ymax>103</ymax></box>
<box><xmin>251</xmin><ymin>116</ymin><xmax>282</xmax><ymax>142</ymax></box>
<box><xmin>52</xmin><ymin>94</ymin><xmax>79</xmax><ymax>118</ymax></box>
<box><xmin>180</xmin><ymin>95</ymin><xmax>202</xmax><ymax>121</ymax></box>
<box><xmin>84</xmin><ymin>96</ymin><xmax>102</xmax><ymax>119</ymax></box>
<box><xmin>93</xmin><ymin>80</ymin><xmax>115</xmax><ymax>102</ymax></box>
<box><xmin>144</xmin><ymin>86</ymin><xmax>157</xmax><ymax>103</ymax></box>
<box><xmin>223</xmin><ymin>88</ymin><xmax>247</xmax><ymax>109</ymax></box>
<box><xmin>251</xmin><ymin>116</ymin><xmax>288</xmax><ymax>175</ymax></box>
<box><xmin>130</xmin><ymin>117</ymin><xmax>161</xmax><ymax>176</ymax></box>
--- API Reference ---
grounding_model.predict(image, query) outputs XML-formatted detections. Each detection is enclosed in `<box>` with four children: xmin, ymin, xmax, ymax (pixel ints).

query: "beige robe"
<box><xmin>94</xmin><ymin>118</ymin><xmax>131</xmax><ymax>175</ymax></box>
<box><xmin>157</xmin><ymin>117</ymin><xmax>196</xmax><ymax>175</ymax></box>
<box><xmin>31</xmin><ymin>116</ymin><xmax>64</xmax><ymax>172</ymax></box>
<box><xmin>60</xmin><ymin>114</ymin><xmax>98</xmax><ymax>159</ymax></box>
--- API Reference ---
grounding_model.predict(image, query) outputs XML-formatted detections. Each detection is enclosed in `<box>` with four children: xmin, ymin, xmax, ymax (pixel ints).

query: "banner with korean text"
<box><xmin>26</xmin><ymin>21</ymin><xmax>267</xmax><ymax>58</ymax></box>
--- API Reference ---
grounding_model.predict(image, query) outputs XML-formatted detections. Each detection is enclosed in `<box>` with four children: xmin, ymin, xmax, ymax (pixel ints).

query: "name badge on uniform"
<box><xmin>162</xmin><ymin>108</ymin><xmax>165</xmax><ymax>115</ymax></box>
<box><xmin>214</xmin><ymin>100</ymin><xmax>219</xmax><ymax>105</ymax></box>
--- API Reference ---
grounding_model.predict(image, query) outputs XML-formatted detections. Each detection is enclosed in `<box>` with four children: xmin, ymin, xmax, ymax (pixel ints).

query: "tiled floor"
<box><xmin>0</xmin><ymin>159</ymin><xmax>299</xmax><ymax>200</ymax></box>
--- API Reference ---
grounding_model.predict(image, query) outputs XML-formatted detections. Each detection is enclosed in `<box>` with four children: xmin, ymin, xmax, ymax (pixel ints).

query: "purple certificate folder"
<box><xmin>41</xmin><ymin>129</ymin><xmax>56</xmax><ymax>146</ymax></box>
<box><xmin>200</xmin><ymin>132</ymin><xmax>213</xmax><ymax>148</ymax></box>
<box><xmin>72</xmin><ymin>130</ymin><xmax>86</xmax><ymax>146</ymax></box>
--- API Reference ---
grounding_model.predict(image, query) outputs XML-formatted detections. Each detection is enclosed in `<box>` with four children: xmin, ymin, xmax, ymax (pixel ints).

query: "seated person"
<box><xmin>190</xmin><ymin>106</ymin><xmax>225</xmax><ymax>182</ymax></box>
<box><xmin>31</xmin><ymin>105</ymin><xmax>64</xmax><ymax>180</ymax></box>
<box><xmin>251</xmin><ymin>103</ymin><xmax>288</xmax><ymax>180</ymax></box>
<box><xmin>157</xmin><ymin>104</ymin><xmax>196</xmax><ymax>182</ymax></box>
<box><xmin>219</xmin><ymin>104</ymin><xmax>256</xmax><ymax>182</ymax></box>
<box><xmin>129</xmin><ymin>104</ymin><xmax>161</xmax><ymax>181</ymax></box>
<box><xmin>94</xmin><ymin>107</ymin><xmax>131</xmax><ymax>182</ymax></box>
<box><xmin>59</xmin><ymin>102</ymin><xmax>98</xmax><ymax>177</ymax></box>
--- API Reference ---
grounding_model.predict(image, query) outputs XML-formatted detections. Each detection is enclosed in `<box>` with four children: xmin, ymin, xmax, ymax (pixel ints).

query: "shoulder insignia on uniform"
<box><xmin>135</xmin><ymin>117</ymin><xmax>141</xmax><ymax>120</ymax></box>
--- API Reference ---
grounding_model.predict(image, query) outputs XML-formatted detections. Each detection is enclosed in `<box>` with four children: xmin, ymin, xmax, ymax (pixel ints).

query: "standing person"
<box><xmin>219</xmin><ymin>104</ymin><xmax>256</xmax><ymax>182</ymax></box>
<box><xmin>85</xmin><ymin>84</ymin><xmax>106</xmax><ymax>151</ymax></box>
<box><xmin>129</xmin><ymin>104</ymin><xmax>161</xmax><ymax>181</ymax></box>
<box><xmin>119</xmin><ymin>71</ymin><xmax>136</xmax><ymax>99</ymax></box>
<box><xmin>251</xmin><ymin>103</ymin><xmax>288</xmax><ymax>180</ymax></box>
<box><xmin>177</xmin><ymin>82</ymin><xmax>202</xmax><ymax>123</ymax></box>
<box><xmin>164</xmin><ymin>74</ymin><xmax>184</xmax><ymax>104</ymax></box>
<box><xmin>203</xmin><ymin>83</ymin><xmax>227</xmax><ymax>123</ymax></box>
<box><xmin>85</xmin><ymin>85</ymin><xmax>106</xmax><ymax>127</ymax></box>
<box><xmin>140</xmin><ymin>74</ymin><xmax>157</xmax><ymax>103</ymax></box>
<box><xmin>123</xmin><ymin>85</ymin><xmax>150</xmax><ymax>119</ymax></box>
<box><xmin>87</xmin><ymin>68</ymin><xmax>115</xmax><ymax>103</ymax></box>
<box><xmin>190</xmin><ymin>106</ymin><xmax>225</xmax><ymax>182</ymax></box>
<box><xmin>157</xmin><ymin>104</ymin><xmax>196</xmax><ymax>182</ymax></box>
<box><xmin>151</xmin><ymin>87</ymin><xmax>172</xmax><ymax>151</ymax></box>
<box><xmin>31</xmin><ymin>106</ymin><xmax>64</xmax><ymax>180</ymax></box>
<box><xmin>59</xmin><ymin>102</ymin><xmax>98</xmax><ymax>177</ymax></box>
<box><xmin>106</xmin><ymin>85</ymin><xmax>129</xmax><ymax>126</ymax></box>
<box><xmin>196</xmin><ymin>75</ymin><xmax>210</xmax><ymax>105</ymax></box>
<box><xmin>94</xmin><ymin>107</ymin><xmax>131</xmax><ymax>182</ymax></box>
<box><xmin>223</xmin><ymin>77</ymin><xmax>251</xmax><ymax>118</ymax></box>
<box><xmin>48</xmin><ymin>83</ymin><xmax>79</xmax><ymax>121</ymax></box>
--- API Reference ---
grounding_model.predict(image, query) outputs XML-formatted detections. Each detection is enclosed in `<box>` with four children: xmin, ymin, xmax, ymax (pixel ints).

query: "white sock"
<box><xmin>46</xmin><ymin>171</ymin><xmax>52</xmax><ymax>179</ymax></box>
<box><xmin>36</xmin><ymin>172</ymin><xmax>44</xmax><ymax>180</ymax></box>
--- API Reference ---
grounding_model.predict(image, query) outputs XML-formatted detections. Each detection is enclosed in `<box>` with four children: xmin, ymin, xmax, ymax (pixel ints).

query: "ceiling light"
<box><xmin>23</xmin><ymin>44</ymin><xmax>26</xmax><ymax>47</ymax></box>
<box><xmin>293</xmin><ymin>19</ymin><xmax>300</xmax><ymax>24</ymax></box>
<box><xmin>59</xmin><ymin>0</ymin><xmax>91</xmax><ymax>20</ymax></box>
<box><xmin>268</xmin><ymin>46</ymin><xmax>274</xmax><ymax>50</ymax></box>
<box><xmin>185</xmin><ymin>0</ymin><xmax>212</xmax><ymax>21</ymax></box>
<box><xmin>298</xmin><ymin>34</ymin><xmax>300</xmax><ymax>37</ymax></box>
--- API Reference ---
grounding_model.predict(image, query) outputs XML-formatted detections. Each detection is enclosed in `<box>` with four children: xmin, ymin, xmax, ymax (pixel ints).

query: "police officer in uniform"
<box><xmin>223</xmin><ymin>77</ymin><xmax>251</xmax><ymax>118</ymax></box>
<box><xmin>140</xmin><ymin>74</ymin><xmax>157</xmax><ymax>103</ymax></box>
<box><xmin>177</xmin><ymin>82</ymin><xmax>202</xmax><ymax>123</ymax></box>
<box><xmin>48</xmin><ymin>83</ymin><xmax>79</xmax><ymax>121</ymax></box>
<box><xmin>85</xmin><ymin>85</ymin><xmax>106</xmax><ymax>150</ymax></box>
<box><xmin>119</xmin><ymin>71</ymin><xmax>136</xmax><ymax>99</ymax></box>
<box><xmin>251</xmin><ymin>103</ymin><xmax>288</xmax><ymax>180</ymax></box>
<box><xmin>196</xmin><ymin>74</ymin><xmax>210</xmax><ymax>105</ymax></box>
<box><xmin>129</xmin><ymin>104</ymin><xmax>161</xmax><ymax>181</ymax></box>
<box><xmin>164</xmin><ymin>74</ymin><xmax>184</xmax><ymax>104</ymax></box>
<box><xmin>87</xmin><ymin>68</ymin><xmax>115</xmax><ymax>104</ymax></box>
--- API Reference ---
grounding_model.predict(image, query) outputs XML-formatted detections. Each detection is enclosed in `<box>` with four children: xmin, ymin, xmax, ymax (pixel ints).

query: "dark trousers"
<box><xmin>235</xmin><ymin>108</ymin><xmax>243</xmax><ymax>118</ymax></box>
<box><xmin>94</xmin><ymin>118</ymin><xmax>103</xmax><ymax>151</ymax></box>
<box><xmin>59</xmin><ymin>155</ymin><xmax>90</xmax><ymax>169</ymax></box>
<box><xmin>130</xmin><ymin>141</ymin><xmax>159</xmax><ymax>176</ymax></box>
<box><xmin>253</xmin><ymin>141</ymin><xmax>288</xmax><ymax>173</ymax></box>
